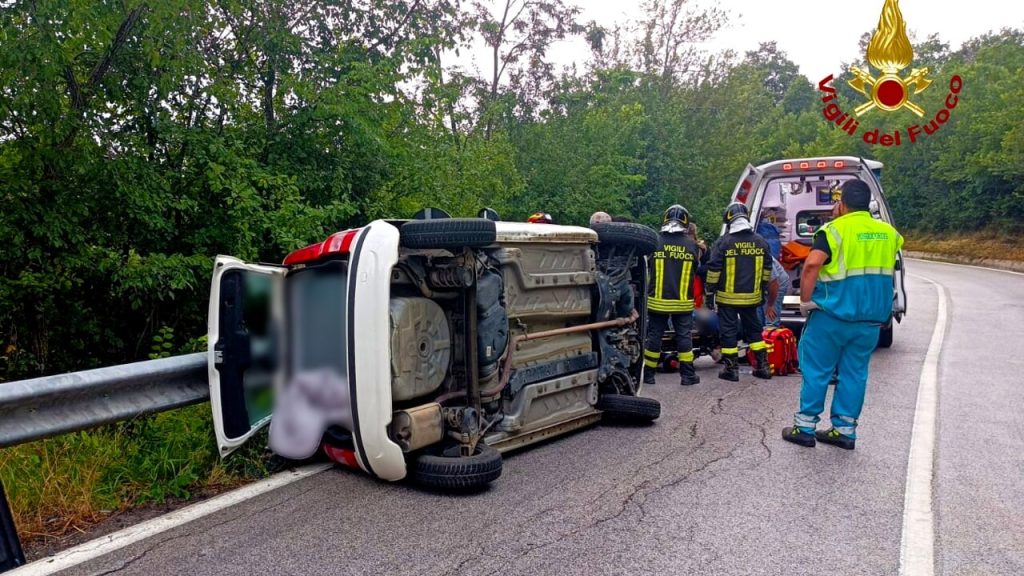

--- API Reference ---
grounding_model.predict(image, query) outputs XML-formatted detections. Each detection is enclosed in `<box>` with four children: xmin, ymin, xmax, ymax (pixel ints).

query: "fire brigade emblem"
<box><xmin>848</xmin><ymin>0</ymin><xmax>932</xmax><ymax>117</ymax></box>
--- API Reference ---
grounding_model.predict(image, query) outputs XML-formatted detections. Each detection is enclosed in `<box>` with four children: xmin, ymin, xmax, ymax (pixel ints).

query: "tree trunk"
<box><xmin>262</xmin><ymin>64</ymin><xmax>276</xmax><ymax>161</ymax></box>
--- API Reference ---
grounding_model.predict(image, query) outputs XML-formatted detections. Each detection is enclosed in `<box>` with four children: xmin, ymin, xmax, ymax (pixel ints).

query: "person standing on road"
<box><xmin>759</xmin><ymin>256</ymin><xmax>790</xmax><ymax>328</ymax></box>
<box><xmin>704</xmin><ymin>202</ymin><xmax>774</xmax><ymax>382</ymax></box>
<box><xmin>782</xmin><ymin>179</ymin><xmax>904</xmax><ymax>450</ymax></box>
<box><xmin>643</xmin><ymin>205</ymin><xmax>703</xmax><ymax>386</ymax></box>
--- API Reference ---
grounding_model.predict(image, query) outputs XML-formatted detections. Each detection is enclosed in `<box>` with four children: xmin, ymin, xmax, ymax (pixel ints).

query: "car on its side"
<box><xmin>207</xmin><ymin>214</ymin><xmax>661</xmax><ymax>490</ymax></box>
<box><xmin>725</xmin><ymin>156</ymin><xmax>907</xmax><ymax>347</ymax></box>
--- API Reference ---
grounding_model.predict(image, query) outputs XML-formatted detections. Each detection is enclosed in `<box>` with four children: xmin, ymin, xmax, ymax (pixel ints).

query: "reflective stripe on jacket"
<box><xmin>648</xmin><ymin>233</ymin><xmax>701</xmax><ymax>313</ymax></box>
<box><xmin>812</xmin><ymin>210</ymin><xmax>904</xmax><ymax>323</ymax></box>
<box><xmin>705</xmin><ymin>230</ymin><xmax>772</xmax><ymax>307</ymax></box>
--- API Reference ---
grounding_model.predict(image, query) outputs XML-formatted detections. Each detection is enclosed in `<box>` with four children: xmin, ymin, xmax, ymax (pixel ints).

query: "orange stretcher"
<box><xmin>780</xmin><ymin>240</ymin><xmax>811</xmax><ymax>270</ymax></box>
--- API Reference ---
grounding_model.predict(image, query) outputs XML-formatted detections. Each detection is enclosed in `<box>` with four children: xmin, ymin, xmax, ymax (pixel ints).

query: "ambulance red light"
<box><xmin>834</xmin><ymin>160</ymin><xmax>845</xmax><ymax>168</ymax></box>
<box><xmin>816</xmin><ymin>161</ymin><xmax>827</xmax><ymax>169</ymax></box>
<box><xmin>783</xmin><ymin>163</ymin><xmax>793</xmax><ymax>171</ymax></box>
<box><xmin>799</xmin><ymin>162</ymin><xmax>810</xmax><ymax>170</ymax></box>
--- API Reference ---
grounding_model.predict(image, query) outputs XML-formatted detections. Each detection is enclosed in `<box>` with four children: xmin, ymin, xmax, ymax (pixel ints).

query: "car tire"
<box><xmin>877</xmin><ymin>324</ymin><xmax>894</xmax><ymax>349</ymax></box>
<box><xmin>597</xmin><ymin>393</ymin><xmax>661</xmax><ymax>422</ymax></box>
<box><xmin>592</xmin><ymin>222</ymin><xmax>659</xmax><ymax>256</ymax></box>
<box><xmin>399</xmin><ymin>218</ymin><xmax>497</xmax><ymax>250</ymax></box>
<box><xmin>410</xmin><ymin>443</ymin><xmax>503</xmax><ymax>490</ymax></box>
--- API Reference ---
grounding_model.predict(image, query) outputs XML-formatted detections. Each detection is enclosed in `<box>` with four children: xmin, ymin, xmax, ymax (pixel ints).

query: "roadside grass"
<box><xmin>0</xmin><ymin>404</ymin><xmax>270</xmax><ymax>546</ymax></box>
<box><xmin>905</xmin><ymin>230</ymin><xmax>1024</xmax><ymax>262</ymax></box>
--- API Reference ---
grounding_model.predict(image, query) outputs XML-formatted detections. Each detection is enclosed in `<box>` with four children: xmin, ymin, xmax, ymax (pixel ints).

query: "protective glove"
<box><xmin>799</xmin><ymin>300</ymin><xmax>819</xmax><ymax>317</ymax></box>
<box><xmin>704</xmin><ymin>292</ymin><xmax>716</xmax><ymax>310</ymax></box>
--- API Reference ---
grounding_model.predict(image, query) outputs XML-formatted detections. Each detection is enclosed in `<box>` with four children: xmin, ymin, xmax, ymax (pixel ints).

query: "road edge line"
<box><xmin>899</xmin><ymin>274</ymin><xmax>948</xmax><ymax>576</ymax></box>
<box><xmin>10</xmin><ymin>463</ymin><xmax>332</xmax><ymax>576</ymax></box>
<box><xmin>906</xmin><ymin>256</ymin><xmax>1024</xmax><ymax>276</ymax></box>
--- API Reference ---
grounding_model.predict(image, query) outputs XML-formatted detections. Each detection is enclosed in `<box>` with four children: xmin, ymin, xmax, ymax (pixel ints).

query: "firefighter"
<box><xmin>783</xmin><ymin>179</ymin><xmax>904</xmax><ymax>450</ymax></box>
<box><xmin>643</xmin><ymin>205</ymin><xmax>703</xmax><ymax>386</ymax></box>
<box><xmin>705</xmin><ymin>202</ymin><xmax>773</xmax><ymax>381</ymax></box>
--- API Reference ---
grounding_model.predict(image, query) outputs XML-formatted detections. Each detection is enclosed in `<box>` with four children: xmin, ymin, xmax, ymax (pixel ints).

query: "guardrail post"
<box><xmin>0</xmin><ymin>480</ymin><xmax>25</xmax><ymax>572</ymax></box>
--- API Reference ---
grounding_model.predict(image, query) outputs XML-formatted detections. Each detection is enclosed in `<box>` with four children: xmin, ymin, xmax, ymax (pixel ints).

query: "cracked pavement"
<box><xmin>50</xmin><ymin>261</ymin><xmax>1024</xmax><ymax>575</ymax></box>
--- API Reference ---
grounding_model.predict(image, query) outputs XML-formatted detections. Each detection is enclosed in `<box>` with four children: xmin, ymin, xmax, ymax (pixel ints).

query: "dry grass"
<box><xmin>0</xmin><ymin>405</ymin><xmax>269</xmax><ymax>546</ymax></box>
<box><xmin>904</xmin><ymin>231</ymin><xmax>1024</xmax><ymax>263</ymax></box>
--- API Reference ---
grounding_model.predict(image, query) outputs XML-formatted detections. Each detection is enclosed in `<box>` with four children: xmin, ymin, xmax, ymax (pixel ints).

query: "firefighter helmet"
<box><xmin>477</xmin><ymin>207</ymin><xmax>501</xmax><ymax>221</ymax></box>
<box><xmin>527</xmin><ymin>212</ymin><xmax>554</xmax><ymax>224</ymax></box>
<box><xmin>663</xmin><ymin>204</ymin><xmax>691</xmax><ymax>228</ymax></box>
<box><xmin>722</xmin><ymin>202</ymin><xmax>749</xmax><ymax>224</ymax></box>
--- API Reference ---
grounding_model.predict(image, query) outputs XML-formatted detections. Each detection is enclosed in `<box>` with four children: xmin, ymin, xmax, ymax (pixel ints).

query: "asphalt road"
<box><xmin>48</xmin><ymin>259</ymin><xmax>1024</xmax><ymax>576</ymax></box>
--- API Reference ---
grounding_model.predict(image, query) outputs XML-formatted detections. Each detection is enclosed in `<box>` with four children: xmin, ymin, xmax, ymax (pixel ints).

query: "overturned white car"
<box><xmin>208</xmin><ymin>215</ymin><xmax>660</xmax><ymax>489</ymax></box>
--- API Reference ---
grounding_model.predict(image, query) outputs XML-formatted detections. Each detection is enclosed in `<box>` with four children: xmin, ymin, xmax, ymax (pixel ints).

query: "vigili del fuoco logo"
<box><xmin>817</xmin><ymin>0</ymin><xmax>963</xmax><ymax>146</ymax></box>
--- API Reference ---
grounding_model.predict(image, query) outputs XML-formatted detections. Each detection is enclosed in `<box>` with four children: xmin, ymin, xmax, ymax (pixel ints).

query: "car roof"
<box><xmin>494</xmin><ymin>222</ymin><xmax>598</xmax><ymax>243</ymax></box>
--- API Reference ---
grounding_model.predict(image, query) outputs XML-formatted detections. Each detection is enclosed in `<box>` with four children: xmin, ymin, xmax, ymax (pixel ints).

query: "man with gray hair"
<box><xmin>590</xmin><ymin>211</ymin><xmax>612</xmax><ymax>226</ymax></box>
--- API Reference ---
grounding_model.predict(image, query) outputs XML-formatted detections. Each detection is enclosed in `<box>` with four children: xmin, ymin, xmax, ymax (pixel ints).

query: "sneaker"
<box><xmin>782</xmin><ymin>426</ymin><xmax>815</xmax><ymax>447</ymax></box>
<box><xmin>815</xmin><ymin>428</ymin><xmax>855</xmax><ymax>450</ymax></box>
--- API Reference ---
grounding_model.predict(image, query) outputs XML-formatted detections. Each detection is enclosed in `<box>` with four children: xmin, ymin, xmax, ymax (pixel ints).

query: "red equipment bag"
<box><xmin>747</xmin><ymin>327</ymin><xmax>800</xmax><ymax>376</ymax></box>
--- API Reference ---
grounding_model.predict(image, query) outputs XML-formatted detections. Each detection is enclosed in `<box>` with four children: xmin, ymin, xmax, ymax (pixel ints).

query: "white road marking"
<box><xmin>899</xmin><ymin>274</ymin><xmax>949</xmax><ymax>576</ymax></box>
<box><xmin>906</xmin><ymin>256</ymin><xmax>1024</xmax><ymax>276</ymax></box>
<box><xmin>10</xmin><ymin>463</ymin><xmax>332</xmax><ymax>576</ymax></box>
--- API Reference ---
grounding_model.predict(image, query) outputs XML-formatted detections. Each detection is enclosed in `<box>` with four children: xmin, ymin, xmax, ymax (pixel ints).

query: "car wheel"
<box><xmin>597</xmin><ymin>393</ymin><xmax>661</xmax><ymax>422</ymax></box>
<box><xmin>877</xmin><ymin>323</ymin><xmax>894</xmax><ymax>349</ymax></box>
<box><xmin>592</xmin><ymin>222</ymin><xmax>659</xmax><ymax>256</ymax></box>
<box><xmin>399</xmin><ymin>218</ymin><xmax>497</xmax><ymax>250</ymax></box>
<box><xmin>410</xmin><ymin>443</ymin><xmax>503</xmax><ymax>490</ymax></box>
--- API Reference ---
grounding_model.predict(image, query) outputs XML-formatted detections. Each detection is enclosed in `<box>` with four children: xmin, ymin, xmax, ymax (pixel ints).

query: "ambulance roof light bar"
<box><xmin>781</xmin><ymin>160</ymin><xmax>848</xmax><ymax>172</ymax></box>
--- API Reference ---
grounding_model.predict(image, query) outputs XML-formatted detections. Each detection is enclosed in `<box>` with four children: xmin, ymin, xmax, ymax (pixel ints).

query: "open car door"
<box><xmin>208</xmin><ymin>256</ymin><xmax>285</xmax><ymax>456</ymax></box>
<box><xmin>723</xmin><ymin>164</ymin><xmax>762</xmax><ymax>236</ymax></box>
<box><xmin>859</xmin><ymin>158</ymin><xmax>907</xmax><ymax>321</ymax></box>
<box><xmin>730</xmin><ymin>164</ymin><xmax>762</xmax><ymax>206</ymax></box>
<box><xmin>893</xmin><ymin>253</ymin><xmax>907</xmax><ymax>320</ymax></box>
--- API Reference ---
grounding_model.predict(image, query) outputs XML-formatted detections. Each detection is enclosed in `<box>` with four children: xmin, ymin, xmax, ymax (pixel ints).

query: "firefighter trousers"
<box><xmin>644</xmin><ymin>312</ymin><xmax>694</xmax><ymax>368</ymax></box>
<box><xmin>717</xmin><ymin>304</ymin><xmax>765</xmax><ymax>356</ymax></box>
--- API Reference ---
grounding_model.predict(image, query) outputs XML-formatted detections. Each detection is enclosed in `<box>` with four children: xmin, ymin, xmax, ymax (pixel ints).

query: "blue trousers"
<box><xmin>757</xmin><ymin>296</ymin><xmax>784</xmax><ymax>328</ymax></box>
<box><xmin>794</xmin><ymin>311</ymin><xmax>878</xmax><ymax>438</ymax></box>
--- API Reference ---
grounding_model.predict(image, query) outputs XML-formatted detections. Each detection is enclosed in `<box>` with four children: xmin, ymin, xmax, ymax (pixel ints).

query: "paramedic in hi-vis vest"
<box><xmin>643</xmin><ymin>205</ymin><xmax>703</xmax><ymax>386</ymax></box>
<box><xmin>705</xmin><ymin>203</ymin><xmax>774</xmax><ymax>382</ymax></box>
<box><xmin>783</xmin><ymin>179</ymin><xmax>903</xmax><ymax>450</ymax></box>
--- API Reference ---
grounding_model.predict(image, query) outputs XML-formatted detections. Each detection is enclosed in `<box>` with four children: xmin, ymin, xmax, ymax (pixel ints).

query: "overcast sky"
<box><xmin>464</xmin><ymin>0</ymin><xmax>1024</xmax><ymax>82</ymax></box>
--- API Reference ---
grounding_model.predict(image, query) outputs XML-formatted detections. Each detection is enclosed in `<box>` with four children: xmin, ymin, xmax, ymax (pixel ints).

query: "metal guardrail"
<box><xmin>0</xmin><ymin>353</ymin><xmax>211</xmax><ymax>571</ymax></box>
<box><xmin>0</xmin><ymin>353</ymin><xmax>209</xmax><ymax>449</ymax></box>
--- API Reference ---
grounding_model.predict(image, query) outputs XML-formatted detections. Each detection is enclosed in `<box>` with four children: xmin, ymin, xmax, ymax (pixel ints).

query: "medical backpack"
<box><xmin>748</xmin><ymin>327</ymin><xmax>799</xmax><ymax>376</ymax></box>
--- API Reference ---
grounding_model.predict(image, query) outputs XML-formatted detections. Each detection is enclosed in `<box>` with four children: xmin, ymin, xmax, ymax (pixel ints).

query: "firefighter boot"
<box><xmin>717</xmin><ymin>354</ymin><xmax>739</xmax><ymax>382</ymax></box>
<box><xmin>679</xmin><ymin>361</ymin><xmax>700</xmax><ymax>386</ymax></box>
<box><xmin>752</xmin><ymin>349</ymin><xmax>772</xmax><ymax>380</ymax></box>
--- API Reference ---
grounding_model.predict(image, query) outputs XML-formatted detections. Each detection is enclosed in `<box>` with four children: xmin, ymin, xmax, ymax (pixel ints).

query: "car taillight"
<box><xmin>323</xmin><ymin>229</ymin><xmax>359</xmax><ymax>255</ymax></box>
<box><xmin>283</xmin><ymin>243</ymin><xmax>323</xmax><ymax>266</ymax></box>
<box><xmin>283</xmin><ymin>228</ymin><xmax>361</xmax><ymax>266</ymax></box>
